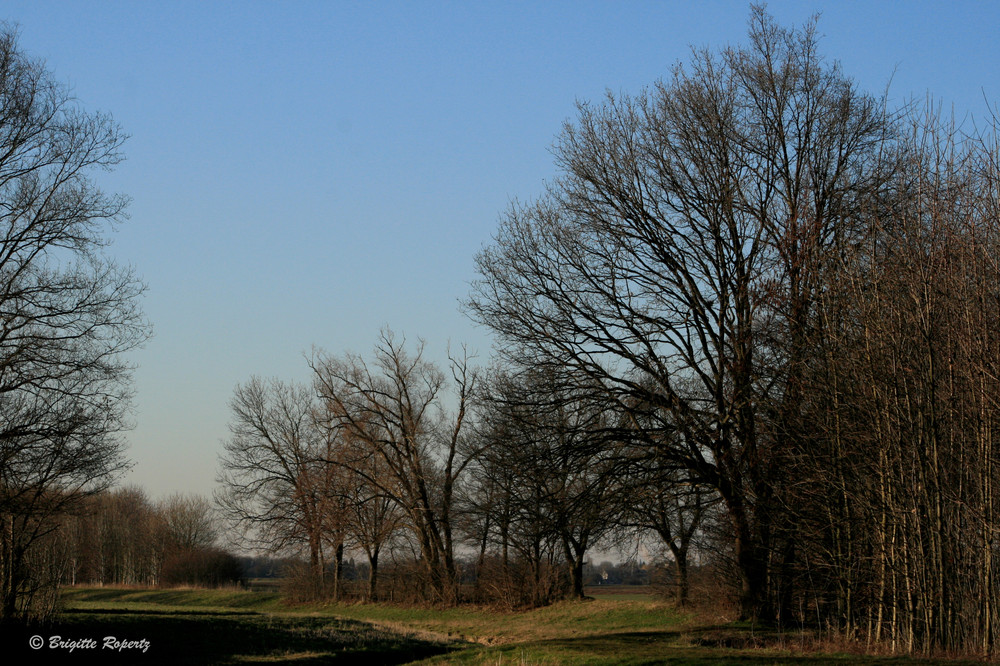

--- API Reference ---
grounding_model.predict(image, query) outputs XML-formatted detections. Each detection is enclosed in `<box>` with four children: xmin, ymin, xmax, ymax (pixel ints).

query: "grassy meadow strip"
<box><xmin>34</xmin><ymin>587</ymin><xmax>981</xmax><ymax>665</ymax></box>
<box><xmin>5</xmin><ymin>587</ymin><xmax>453</xmax><ymax>664</ymax></box>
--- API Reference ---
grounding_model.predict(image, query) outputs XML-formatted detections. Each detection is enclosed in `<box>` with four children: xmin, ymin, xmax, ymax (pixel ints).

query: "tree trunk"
<box><xmin>367</xmin><ymin>548</ymin><xmax>379</xmax><ymax>601</ymax></box>
<box><xmin>0</xmin><ymin>514</ymin><xmax>16</xmax><ymax>622</ymax></box>
<box><xmin>734</xmin><ymin>520</ymin><xmax>771</xmax><ymax>622</ymax></box>
<box><xmin>308</xmin><ymin>535</ymin><xmax>325</xmax><ymax>599</ymax></box>
<box><xmin>563</xmin><ymin>538</ymin><xmax>587</xmax><ymax>600</ymax></box>
<box><xmin>673</xmin><ymin>545</ymin><xmax>690</xmax><ymax>607</ymax></box>
<box><xmin>333</xmin><ymin>541</ymin><xmax>344</xmax><ymax>602</ymax></box>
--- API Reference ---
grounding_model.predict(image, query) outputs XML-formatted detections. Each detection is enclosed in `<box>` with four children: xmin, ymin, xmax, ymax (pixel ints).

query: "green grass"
<box><xmin>26</xmin><ymin>587</ymin><xmax>981</xmax><ymax>665</ymax></box>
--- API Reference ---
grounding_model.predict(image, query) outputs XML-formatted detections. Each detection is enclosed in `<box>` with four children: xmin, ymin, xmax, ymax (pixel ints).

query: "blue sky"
<box><xmin>3</xmin><ymin>1</ymin><xmax>997</xmax><ymax>499</ymax></box>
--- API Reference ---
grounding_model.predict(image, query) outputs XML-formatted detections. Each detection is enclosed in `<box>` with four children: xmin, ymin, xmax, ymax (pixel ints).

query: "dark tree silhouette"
<box><xmin>0</xmin><ymin>27</ymin><xmax>149</xmax><ymax>622</ymax></box>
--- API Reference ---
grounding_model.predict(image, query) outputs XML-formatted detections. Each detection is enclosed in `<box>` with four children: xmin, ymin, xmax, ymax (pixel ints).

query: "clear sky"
<box><xmin>2</xmin><ymin>1</ymin><xmax>997</xmax><ymax>500</ymax></box>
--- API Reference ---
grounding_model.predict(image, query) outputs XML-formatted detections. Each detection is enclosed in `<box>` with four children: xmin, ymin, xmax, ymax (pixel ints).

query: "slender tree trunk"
<box><xmin>333</xmin><ymin>541</ymin><xmax>344</xmax><ymax>602</ymax></box>
<box><xmin>308</xmin><ymin>534</ymin><xmax>325</xmax><ymax>599</ymax></box>
<box><xmin>0</xmin><ymin>514</ymin><xmax>16</xmax><ymax>621</ymax></box>
<box><xmin>367</xmin><ymin>548</ymin><xmax>379</xmax><ymax>601</ymax></box>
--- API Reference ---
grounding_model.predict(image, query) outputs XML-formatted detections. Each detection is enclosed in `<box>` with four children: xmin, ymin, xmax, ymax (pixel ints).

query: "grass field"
<box><xmin>0</xmin><ymin>586</ymin><xmax>980</xmax><ymax>664</ymax></box>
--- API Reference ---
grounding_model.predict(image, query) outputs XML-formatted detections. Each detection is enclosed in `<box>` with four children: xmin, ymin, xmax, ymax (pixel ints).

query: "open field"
<box><xmin>0</xmin><ymin>587</ymin><xmax>981</xmax><ymax>665</ymax></box>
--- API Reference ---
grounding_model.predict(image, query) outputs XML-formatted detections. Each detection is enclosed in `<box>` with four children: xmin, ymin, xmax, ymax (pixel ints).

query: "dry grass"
<box><xmin>51</xmin><ymin>586</ymin><xmax>984</xmax><ymax>665</ymax></box>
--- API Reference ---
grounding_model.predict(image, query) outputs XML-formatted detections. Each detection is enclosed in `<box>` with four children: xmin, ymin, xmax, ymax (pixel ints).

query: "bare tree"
<box><xmin>311</xmin><ymin>330</ymin><xmax>477</xmax><ymax>604</ymax></box>
<box><xmin>466</xmin><ymin>7</ymin><xmax>895</xmax><ymax>621</ymax></box>
<box><xmin>0</xmin><ymin>27</ymin><xmax>150</xmax><ymax>622</ymax></box>
<box><xmin>159</xmin><ymin>493</ymin><xmax>218</xmax><ymax>552</ymax></box>
<box><xmin>216</xmin><ymin>378</ymin><xmax>344</xmax><ymax>598</ymax></box>
<box><xmin>460</xmin><ymin>384</ymin><xmax>555</xmax><ymax>607</ymax></box>
<box><xmin>620</xmin><ymin>452</ymin><xmax>716</xmax><ymax>606</ymax></box>
<box><xmin>341</xmin><ymin>438</ymin><xmax>405</xmax><ymax>601</ymax></box>
<box><xmin>472</xmin><ymin>367</ymin><xmax>622</xmax><ymax>601</ymax></box>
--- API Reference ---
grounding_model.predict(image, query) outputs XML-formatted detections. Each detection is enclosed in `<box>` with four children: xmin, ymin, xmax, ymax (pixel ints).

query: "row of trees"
<box><xmin>218</xmin><ymin>329</ymin><xmax>714</xmax><ymax>608</ymax></box>
<box><xmin>1</xmin><ymin>486</ymin><xmax>235</xmax><ymax>621</ymax></box>
<box><xmin>219</xmin><ymin>6</ymin><xmax>1000</xmax><ymax>657</ymax></box>
<box><xmin>61</xmin><ymin>488</ymin><xmax>238</xmax><ymax>589</ymax></box>
<box><xmin>217</xmin><ymin>333</ymin><xmax>479</xmax><ymax>603</ymax></box>
<box><xmin>466</xmin><ymin>6</ymin><xmax>1000</xmax><ymax>655</ymax></box>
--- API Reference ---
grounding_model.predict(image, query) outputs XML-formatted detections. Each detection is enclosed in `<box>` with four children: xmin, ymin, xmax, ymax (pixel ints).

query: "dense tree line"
<box><xmin>217</xmin><ymin>329</ymin><xmax>708</xmax><ymax>608</ymax></box>
<box><xmin>4</xmin><ymin>5</ymin><xmax>995</xmax><ymax>657</ymax></box>
<box><xmin>466</xmin><ymin>7</ymin><xmax>1000</xmax><ymax>656</ymax></box>
<box><xmin>219</xmin><ymin>7</ymin><xmax>1000</xmax><ymax>658</ymax></box>
<box><xmin>0</xmin><ymin>486</ymin><xmax>240</xmax><ymax>623</ymax></box>
<box><xmin>60</xmin><ymin>488</ymin><xmax>240</xmax><ymax>589</ymax></box>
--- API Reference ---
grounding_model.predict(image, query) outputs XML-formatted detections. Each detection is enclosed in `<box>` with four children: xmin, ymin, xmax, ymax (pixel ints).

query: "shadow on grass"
<box><xmin>448</xmin><ymin>629</ymin><xmax>982</xmax><ymax>665</ymax></box>
<box><xmin>63</xmin><ymin>587</ymin><xmax>282</xmax><ymax>610</ymax></box>
<box><xmin>69</xmin><ymin>607</ymin><xmax>259</xmax><ymax>617</ymax></box>
<box><xmin>1</xmin><ymin>611</ymin><xmax>458</xmax><ymax>665</ymax></box>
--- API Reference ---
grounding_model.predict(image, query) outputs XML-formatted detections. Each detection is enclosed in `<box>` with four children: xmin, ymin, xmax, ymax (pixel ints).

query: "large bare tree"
<box><xmin>311</xmin><ymin>330</ymin><xmax>476</xmax><ymax>604</ymax></box>
<box><xmin>216</xmin><ymin>378</ymin><xmax>345</xmax><ymax>598</ymax></box>
<box><xmin>159</xmin><ymin>493</ymin><xmax>218</xmax><ymax>552</ymax></box>
<box><xmin>0</xmin><ymin>27</ymin><xmax>149</xmax><ymax>622</ymax></box>
<box><xmin>466</xmin><ymin>7</ymin><xmax>895</xmax><ymax>621</ymax></box>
